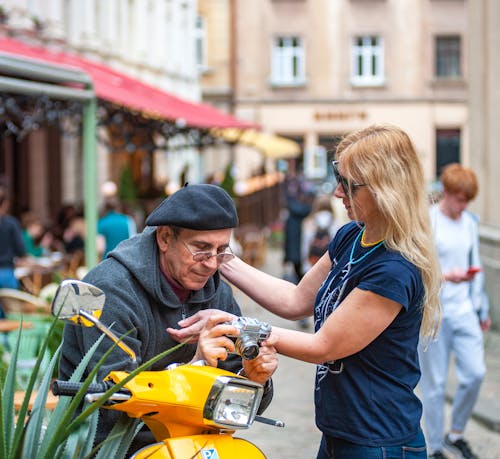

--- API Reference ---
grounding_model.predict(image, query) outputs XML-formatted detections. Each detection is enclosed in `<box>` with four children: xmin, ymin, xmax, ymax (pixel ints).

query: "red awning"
<box><xmin>0</xmin><ymin>37</ymin><xmax>255</xmax><ymax>129</ymax></box>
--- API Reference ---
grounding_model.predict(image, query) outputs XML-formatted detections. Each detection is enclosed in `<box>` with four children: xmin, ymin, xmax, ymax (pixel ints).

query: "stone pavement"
<box><xmin>233</xmin><ymin>242</ymin><xmax>500</xmax><ymax>458</ymax></box>
<box><xmin>234</xmin><ymin>243</ymin><xmax>321</xmax><ymax>458</ymax></box>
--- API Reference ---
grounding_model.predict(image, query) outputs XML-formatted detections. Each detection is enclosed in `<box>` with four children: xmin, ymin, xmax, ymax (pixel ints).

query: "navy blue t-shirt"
<box><xmin>314</xmin><ymin>221</ymin><xmax>424</xmax><ymax>446</ymax></box>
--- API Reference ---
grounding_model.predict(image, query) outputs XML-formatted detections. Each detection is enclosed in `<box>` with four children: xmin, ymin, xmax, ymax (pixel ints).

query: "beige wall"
<box><xmin>468</xmin><ymin>0</ymin><xmax>500</xmax><ymax>328</ymax></box>
<box><xmin>234</xmin><ymin>0</ymin><xmax>467</xmax><ymax>100</ymax></box>
<box><xmin>199</xmin><ymin>0</ymin><xmax>232</xmax><ymax>96</ymax></box>
<box><xmin>469</xmin><ymin>0</ymin><xmax>500</xmax><ymax>227</ymax></box>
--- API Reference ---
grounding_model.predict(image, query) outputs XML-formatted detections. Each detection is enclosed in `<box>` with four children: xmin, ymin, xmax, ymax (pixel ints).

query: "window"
<box><xmin>436</xmin><ymin>129</ymin><xmax>460</xmax><ymax>178</ymax></box>
<box><xmin>351</xmin><ymin>35</ymin><xmax>384</xmax><ymax>86</ymax></box>
<box><xmin>435</xmin><ymin>36</ymin><xmax>461</xmax><ymax>78</ymax></box>
<box><xmin>270</xmin><ymin>36</ymin><xmax>306</xmax><ymax>86</ymax></box>
<box><xmin>304</xmin><ymin>145</ymin><xmax>327</xmax><ymax>180</ymax></box>
<box><xmin>195</xmin><ymin>15</ymin><xmax>207</xmax><ymax>72</ymax></box>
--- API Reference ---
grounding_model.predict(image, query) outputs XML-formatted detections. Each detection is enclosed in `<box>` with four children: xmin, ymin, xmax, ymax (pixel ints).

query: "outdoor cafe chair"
<box><xmin>0</xmin><ymin>289</ymin><xmax>52</xmax><ymax>389</ymax></box>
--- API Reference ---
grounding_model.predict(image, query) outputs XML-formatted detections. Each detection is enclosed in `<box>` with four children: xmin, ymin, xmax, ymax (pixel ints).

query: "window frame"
<box><xmin>304</xmin><ymin>145</ymin><xmax>328</xmax><ymax>180</ymax></box>
<box><xmin>195</xmin><ymin>15</ymin><xmax>208</xmax><ymax>73</ymax></box>
<box><xmin>350</xmin><ymin>35</ymin><xmax>385</xmax><ymax>87</ymax></box>
<box><xmin>270</xmin><ymin>35</ymin><xmax>306</xmax><ymax>87</ymax></box>
<box><xmin>435</xmin><ymin>128</ymin><xmax>461</xmax><ymax>179</ymax></box>
<box><xmin>435</xmin><ymin>35</ymin><xmax>461</xmax><ymax>79</ymax></box>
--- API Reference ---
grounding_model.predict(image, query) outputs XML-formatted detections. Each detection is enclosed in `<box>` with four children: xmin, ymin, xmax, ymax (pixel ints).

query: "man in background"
<box><xmin>97</xmin><ymin>197</ymin><xmax>137</xmax><ymax>258</ymax></box>
<box><xmin>419</xmin><ymin>163</ymin><xmax>490</xmax><ymax>459</ymax></box>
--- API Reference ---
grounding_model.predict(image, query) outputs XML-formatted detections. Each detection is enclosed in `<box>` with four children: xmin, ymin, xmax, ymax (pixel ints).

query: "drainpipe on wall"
<box><xmin>229</xmin><ymin>0</ymin><xmax>237</xmax><ymax>115</ymax></box>
<box><xmin>0</xmin><ymin>53</ymin><xmax>98</xmax><ymax>269</ymax></box>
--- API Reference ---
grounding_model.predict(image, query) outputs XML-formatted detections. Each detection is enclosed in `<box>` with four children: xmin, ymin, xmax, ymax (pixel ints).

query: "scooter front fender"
<box><xmin>131</xmin><ymin>434</ymin><xmax>266</xmax><ymax>459</ymax></box>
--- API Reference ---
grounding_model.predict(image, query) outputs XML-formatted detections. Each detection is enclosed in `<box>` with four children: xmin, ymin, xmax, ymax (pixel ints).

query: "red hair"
<box><xmin>441</xmin><ymin>163</ymin><xmax>478</xmax><ymax>200</ymax></box>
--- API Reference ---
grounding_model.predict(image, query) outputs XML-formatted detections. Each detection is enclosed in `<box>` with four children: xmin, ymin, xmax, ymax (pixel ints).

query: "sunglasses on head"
<box><xmin>331</xmin><ymin>161</ymin><xmax>367</xmax><ymax>194</ymax></box>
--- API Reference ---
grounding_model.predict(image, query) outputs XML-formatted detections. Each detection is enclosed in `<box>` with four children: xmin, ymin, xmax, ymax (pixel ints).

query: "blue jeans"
<box><xmin>316</xmin><ymin>429</ymin><xmax>426</xmax><ymax>459</ymax></box>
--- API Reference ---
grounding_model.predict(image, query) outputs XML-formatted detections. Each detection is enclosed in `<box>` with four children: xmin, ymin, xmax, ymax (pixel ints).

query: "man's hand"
<box><xmin>190</xmin><ymin>312</ymin><xmax>238</xmax><ymax>367</ymax></box>
<box><xmin>241</xmin><ymin>335</ymin><xmax>278</xmax><ymax>385</ymax></box>
<box><xmin>167</xmin><ymin>309</ymin><xmax>237</xmax><ymax>344</ymax></box>
<box><xmin>480</xmin><ymin>316</ymin><xmax>492</xmax><ymax>332</ymax></box>
<box><xmin>444</xmin><ymin>268</ymin><xmax>477</xmax><ymax>283</ymax></box>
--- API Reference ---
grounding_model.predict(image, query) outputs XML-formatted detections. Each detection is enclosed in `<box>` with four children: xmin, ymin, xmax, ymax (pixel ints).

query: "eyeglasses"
<box><xmin>331</xmin><ymin>161</ymin><xmax>367</xmax><ymax>194</ymax></box>
<box><xmin>180</xmin><ymin>239</ymin><xmax>235</xmax><ymax>264</ymax></box>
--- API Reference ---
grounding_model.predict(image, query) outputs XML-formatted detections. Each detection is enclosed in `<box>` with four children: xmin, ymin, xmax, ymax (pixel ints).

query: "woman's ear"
<box><xmin>156</xmin><ymin>226</ymin><xmax>171</xmax><ymax>251</ymax></box>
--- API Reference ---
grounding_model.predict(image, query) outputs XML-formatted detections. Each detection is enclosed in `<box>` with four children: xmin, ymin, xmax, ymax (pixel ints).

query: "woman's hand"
<box><xmin>241</xmin><ymin>334</ymin><xmax>278</xmax><ymax>385</ymax></box>
<box><xmin>190</xmin><ymin>312</ymin><xmax>238</xmax><ymax>367</ymax></box>
<box><xmin>167</xmin><ymin>309</ymin><xmax>237</xmax><ymax>344</ymax></box>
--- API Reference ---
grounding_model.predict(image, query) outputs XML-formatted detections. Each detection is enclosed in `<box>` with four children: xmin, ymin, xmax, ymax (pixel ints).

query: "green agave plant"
<box><xmin>0</xmin><ymin>315</ymin><xmax>184</xmax><ymax>459</ymax></box>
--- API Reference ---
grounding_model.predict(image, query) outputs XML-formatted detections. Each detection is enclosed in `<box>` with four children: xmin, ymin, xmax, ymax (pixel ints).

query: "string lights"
<box><xmin>0</xmin><ymin>93</ymin><xmax>82</xmax><ymax>140</ymax></box>
<box><xmin>0</xmin><ymin>93</ymin><xmax>226</xmax><ymax>152</ymax></box>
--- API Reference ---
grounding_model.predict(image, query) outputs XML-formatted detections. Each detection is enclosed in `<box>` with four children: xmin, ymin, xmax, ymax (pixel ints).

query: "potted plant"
<box><xmin>0</xmin><ymin>314</ymin><xmax>181</xmax><ymax>458</ymax></box>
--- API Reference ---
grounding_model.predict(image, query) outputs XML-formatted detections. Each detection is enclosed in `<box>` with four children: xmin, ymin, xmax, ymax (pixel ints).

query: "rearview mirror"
<box><xmin>51</xmin><ymin>279</ymin><xmax>105</xmax><ymax>322</ymax></box>
<box><xmin>51</xmin><ymin>279</ymin><xmax>137</xmax><ymax>364</ymax></box>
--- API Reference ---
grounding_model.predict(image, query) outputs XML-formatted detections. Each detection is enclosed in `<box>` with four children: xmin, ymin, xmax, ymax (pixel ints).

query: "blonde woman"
<box><xmin>175</xmin><ymin>125</ymin><xmax>442</xmax><ymax>458</ymax></box>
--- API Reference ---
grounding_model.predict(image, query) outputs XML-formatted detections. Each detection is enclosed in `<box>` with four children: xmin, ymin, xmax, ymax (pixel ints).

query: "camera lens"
<box><xmin>236</xmin><ymin>336</ymin><xmax>259</xmax><ymax>360</ymax></box>
<box><xmin>241</xmin><ymin>344</ymin><xmax>259</xmax><ymax>360</ymax></box>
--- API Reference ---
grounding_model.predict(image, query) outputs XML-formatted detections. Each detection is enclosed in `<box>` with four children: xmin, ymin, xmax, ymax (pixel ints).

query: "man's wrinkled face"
<box><xmin>156</xmin><ymin>227</ymin><xmax>232</xmax><ymax>291</ymax></box>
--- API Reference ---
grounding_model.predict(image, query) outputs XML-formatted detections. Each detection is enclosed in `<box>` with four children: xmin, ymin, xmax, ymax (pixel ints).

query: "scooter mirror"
<box><xmin>51</xmin><ymin>279</ymin><xmax>105</xmax><ymax>323</ymax></box>
<box><xmin>51</xmin><ymin>279</ymin><xmax>138</xmax><ymax>365</ymax></box>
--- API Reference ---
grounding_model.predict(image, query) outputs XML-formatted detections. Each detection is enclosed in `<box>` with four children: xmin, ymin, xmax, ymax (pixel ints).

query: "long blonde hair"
<box><xmin>336</xmin><ymin>124</ymin><xmax>441</xmax><ymax>338</ymax></box>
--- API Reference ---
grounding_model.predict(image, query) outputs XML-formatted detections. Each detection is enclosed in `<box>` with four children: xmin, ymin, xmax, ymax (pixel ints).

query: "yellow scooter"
<box><xmin>50</xmin><ymin>280</ymin><xmax>283</xmax><ymax>459</ymax></box>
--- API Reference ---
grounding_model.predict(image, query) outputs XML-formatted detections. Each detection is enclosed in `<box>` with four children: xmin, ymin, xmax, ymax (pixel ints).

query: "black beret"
<box><xmin>145</xmin><ymin>184</ymin><xmax>238</xmax><ymax>230</ymax></box>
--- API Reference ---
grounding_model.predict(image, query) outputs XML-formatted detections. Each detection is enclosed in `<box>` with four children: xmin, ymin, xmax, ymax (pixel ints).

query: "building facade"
<box><xmin>1</xmin><ymin>0</ymin><xmax>205</xmax><ymax>222</ymax></box>
<box><xmin>197</xmin><ymin>0</ymin><xmax>265</xmax><ymax>184</ymax></box>
<box><xmin>221</xmin><ymin>0</ymin><xmax>468</xmax><ymax>185</ymax></box>
<box><xmin>3</xmin><ymin>0</ymin><xmax>200</xmax><ymax>99</ymax></box>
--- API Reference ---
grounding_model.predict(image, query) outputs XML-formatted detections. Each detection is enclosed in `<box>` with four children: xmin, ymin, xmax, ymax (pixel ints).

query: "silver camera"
<box><xmin>225</xmin><ymin>317</ymin><xmax>272</xmax><ymax>360</ymax></box>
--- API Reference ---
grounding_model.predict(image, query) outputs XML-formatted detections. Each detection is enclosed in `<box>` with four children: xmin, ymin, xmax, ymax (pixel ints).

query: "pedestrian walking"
<box><xmin>283</xmin><ymin>171</ymin><xmax>313</xmax><ymax>283</ymax></box>
<box><xmin>282</xmin><ymin>170</ymin><xmax>313</xmax><ymax>328</ymax></box>
<box><xmin>419</xmin><ymin>163</ymin><xmax>490</xmax><ymax>459</ymax></box>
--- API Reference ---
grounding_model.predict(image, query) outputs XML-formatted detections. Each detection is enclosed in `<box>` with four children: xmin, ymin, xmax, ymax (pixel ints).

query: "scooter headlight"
<box><xmin>204</xmin><ymin>376</ymin><xmax>263</xmax><ymax>429</ymax></box>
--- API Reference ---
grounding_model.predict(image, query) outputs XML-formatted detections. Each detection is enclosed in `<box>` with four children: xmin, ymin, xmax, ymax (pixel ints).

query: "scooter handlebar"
<box><xmin>52</xmin><ymin>380</ymin><xmax>112</xmax><ymax>397</ymax></box>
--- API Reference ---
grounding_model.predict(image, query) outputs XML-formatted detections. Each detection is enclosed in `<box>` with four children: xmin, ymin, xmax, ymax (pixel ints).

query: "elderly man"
<box><xmin>59</xmin><ymin>183</ymin><xmax>277</xmax><ymax>453</ymax></box>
